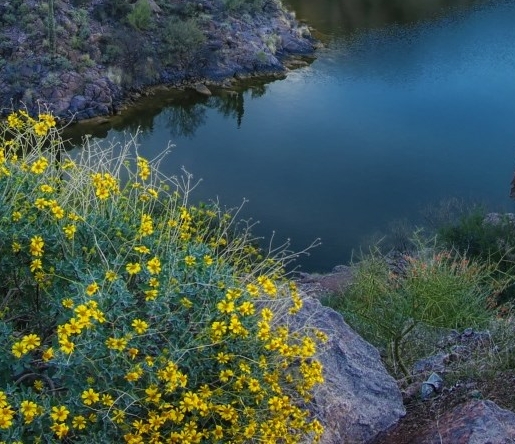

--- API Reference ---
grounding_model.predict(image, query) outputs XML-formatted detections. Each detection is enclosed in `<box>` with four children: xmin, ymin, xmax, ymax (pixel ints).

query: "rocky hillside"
<box><xmin>0</xmin><ymin>0</ymin><xmax>315</xmax><ymax>121</ymax></box>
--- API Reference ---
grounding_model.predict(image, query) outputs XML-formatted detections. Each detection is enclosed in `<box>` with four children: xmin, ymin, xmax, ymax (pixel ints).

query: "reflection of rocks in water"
<box><xmin>63</xmin><ymin>74</ymin><xmax>289</xmax><ymax>143</ymax></box>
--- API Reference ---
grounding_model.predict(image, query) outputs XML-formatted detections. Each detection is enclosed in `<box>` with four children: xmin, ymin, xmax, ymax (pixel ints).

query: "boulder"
<box><xmin>412</xmin><ymin>400</ymin><xmax>515</xmax><ymax>443</ymax></box>
<box><xmin>292</xmin><ymin>297</ymin><xmax>405</xmax><ymax>443</ymax></box>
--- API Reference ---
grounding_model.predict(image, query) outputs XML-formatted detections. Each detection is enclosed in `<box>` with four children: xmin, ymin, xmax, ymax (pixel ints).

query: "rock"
<box><xmin>420</xmin><ymin>373</ymin><xmax>444</xmax><ymax>400</ymax></box>
<box><xmin>296</xmin><ymin>265</ymin><xmax>353</xmax><ymax>297</ymax></box>
<box><xmin>292</xmin><ymin>296</ymin><xmax>405</xmax><ymax>443</ymax></box>
<box><xmin>192</xmin><ymin>83</ymin><xmax>212</xmax><ymax>96</ymax></box>
<box><xmin>412</xmin><ymin>400</ymin><xmax>515</xmax><ymax>443</ymax></box>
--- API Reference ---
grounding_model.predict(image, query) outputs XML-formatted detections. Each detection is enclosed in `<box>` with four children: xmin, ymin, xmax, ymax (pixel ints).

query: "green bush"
<box><xmin>324</xmin><ymin>244</ymin><xmax>509</xmax><ymax>377</ymax></box>
<box><xmin>127</xmin><ymin>0</ymin><xmax>152</xmax><ymax>31</ymax></box>
<box><xmin>437</xmin><ymin>208</ymin><xmax>515</xmax><ymax>304</ymax></box>
<box><xmin>223</xmin><ymin>0</ymin><xmax>265</xmax><ymax>13</ymax></box>
<box><xmin>161</xmin><ymin>18</ymin><xmax>206</xmax><ymax>64</ymax></box>
<box><xmin>0</xmin><ymin>111</ymin><xmax>325</xmax><ymax>442</ymax></box>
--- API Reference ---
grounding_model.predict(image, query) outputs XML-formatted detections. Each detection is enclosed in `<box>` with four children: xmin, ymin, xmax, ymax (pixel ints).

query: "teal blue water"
<box><xmin>70</xmin><ymin>0</ymin><xmax>515</xmax><ymax>272</ymax></box>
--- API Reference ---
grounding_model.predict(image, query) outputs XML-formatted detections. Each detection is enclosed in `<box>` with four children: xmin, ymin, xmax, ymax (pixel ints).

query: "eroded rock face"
<box><xmin>412</xmin><ymin>400</ymin><xmax>515</xmax><ymax>444</ymax></box>
<box><xmin>292</xmin><ymin>297</ymin><xmax>405</xmax><ymax>444</ymax></box>
<box><xmin>0</xmin><ymin>0</ymin><xmax>315</xmax><ymax>121</ymax></box>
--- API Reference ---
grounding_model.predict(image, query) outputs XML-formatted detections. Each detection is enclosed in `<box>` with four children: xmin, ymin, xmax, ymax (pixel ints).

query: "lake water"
<box><xmin>69</xmin><ymin>0</ymin><xmax>515</xmax><ymax>273</ymax></box>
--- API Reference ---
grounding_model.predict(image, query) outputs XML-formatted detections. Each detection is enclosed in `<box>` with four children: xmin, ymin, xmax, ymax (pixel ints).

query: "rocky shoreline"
<box><xmin>0</xmin><ymin>0</ymin><xmax>317</xmax><ymax>122</ymax></box>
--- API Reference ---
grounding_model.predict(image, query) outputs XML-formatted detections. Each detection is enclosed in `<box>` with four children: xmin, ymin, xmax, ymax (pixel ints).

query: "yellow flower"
<box><xmin>33</xmin><ymin>121</ymin><xmax>48</xmax><ymax>136</ymax></box>
<box><xmin>134</xmin><ymin>245</ymin><xmax>150</xmax><ymax>254</ymax></box>
<box><xmin>184</xmin><ymin>255</ymin><xmax>196</xmax><ymax>266</ymax></box>
<box><xmin>81</xmin><ymin>388</ymin><xmax>100</xmax><ymax>406</ymax></box>
<box><xmin>137</xmin><ymin>157</ymin><xmax>151</xmax><ymax>181</ymax></box>
<box><xmin>50</xmin><ymin>422</ymin><xmax>70</xmax><ymax>439</ymax></box>
<box><xmin>21</xmin><ymin>334</ymin><xmax>40</xmax><ymax>351</ymax></box>
<box><xmin>30</xmin><ymin>259</ymin><xmax>43</xmax><ymax>272</ymax></box>
<box><xmin>42</xmin><ymin>347</ymin><xmax>54</xmax><ymax>362</ymax></box>
<box><xmin>29</xmin><ymin>235</ymin><xmax>44</xmax><ymax>257</ymax></box>
<box><xmin>146</xmin><ymin>256</ymin><xmax>161</xmax><ymax>275</ymax></box>
<box><xmin>101</xmin><ymin>393</ymin><xmax>114</xmax><ymax>407</ymax></box>
<box><xmin>7</xmin><ymin>113</ymin><xmax>23</xmax><ymax>129</ymax></box>
<box><xmin>59</xmin><ymin>338</ymin><xmax>75</xmax><ymax>354</ymax></box>
<box><xmin>180</xmin><ymin>297</ymin><xmax>193</xmax><ymax>308</ymax></box>
<box><xmin>11</xmin><ymin>211</ymin><xmax>21</xmax><ymax>222</ymax></box>
<box><xmin>131</xmin><ymin>319</ymin><xmax>149</xmax><ymax>334</ymax></box>
<box><xmin>11</xmin><ymin>342</ymin><xmax>27</xmax><ymax>358</ymax></box>
<box><xmin>50</xmin><ymin>405</ymin><xmax>70</xmax><ymax>422</ymax></box>
<box><xmin>216</xmin><ymin>299</ymin><xmax>234</xmax><ymax>314</ymax></box>
<box><xmin>40</xmin><ymin>184</ymin><xmax>54</xmax><ymax>193</ymax></box>
<box><xmin>38</xmin><ymin>113</ymin><xmax>56</xmax><ymax>128</ymax></box>
<box><xmin>63</xmin><ymin>224</ymin><xmax>76</xmax><ymax>239</ymax></box>
<box><xmin>0</xmin><ymin>406</ymin><xmax>15</xmax><ymax>429</ymax></box>
<box><xmin>30</xmin><ymin>157</ymin><xmax>48</xmax><ymax>174</ymax></box>
<box><xmin>33</xmin><ymin>380</ymin><xmax>44</xmax><ymax>391</ymax></box>
<box><xmin>34</xmin><ymin>198</ymin><xmax>49</xmax><ymax>209</ymax></box>
<box><xmin>246</xmin><ymin>283</ymin><xmax>260</xmax><ymax>297</ymax></box>
<box><xmin>126</xmin><ymin>262</ymin><xmax>141</xmax><ymax>275</ymax></box>
<box><xmin>61</xmin><ymin>298</ymin><xmax>74</xmax><ymax>309</ymax></box>
<box><xmin>106</xmin><ymin>337</ymin><xmax>128</xmax><ymax>351</ymax></box>
<box><xmin>203</xmin><ymin>255</ymin><xmax>214</xmax><ymax>266</ymax></box>
<box><xmin>20</xmin><ymin>400</ymin><xmax>39</xmax><ymax>423</ymax></box>
<box><xmin>238</xmin><ymin>301</ymin><xmax>255</xmax><ymax>316</ymax></box>
<box><xmin>72</xmin><ymin>415</ymin><xmax>87</xmax><ymax>430</ymax></box>
<box><xmin>111</xmin><ymin>409</ymin><xmax>126</xmax><ymax>424</ymax></box>
<box><xmin>11</xmin><ymin>242</ymin><xmax>21</xmax><ymax>253</ymax></box>
<box><xmin>105</xmin><ymin>270</ymin><xmax>118</xmax><ymax>281</ymax></box>
<box><xmin>86</xmin><ymin>282</ymin><xmax>99</xmax><ymax>296</ymax></box>
<box><xmin>144</xmin><ymin>385</ymin><xmax>162</xmax><ymax>404</ymax></box>
<box><xmin>139</xmin><ymin>214</ymin><xmax>154</xmax><ymax>237</ymax></box>
<box><xmin>144</xmin><ymin>289</ymin><xmax>158</xmax><ymax>301</ymax></box>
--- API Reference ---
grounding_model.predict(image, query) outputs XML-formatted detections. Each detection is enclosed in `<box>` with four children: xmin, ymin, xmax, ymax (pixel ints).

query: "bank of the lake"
<box><xmin>0</xmin><ymin>0</ymin><xmax>315</xmax><ymax>121</ymax></box>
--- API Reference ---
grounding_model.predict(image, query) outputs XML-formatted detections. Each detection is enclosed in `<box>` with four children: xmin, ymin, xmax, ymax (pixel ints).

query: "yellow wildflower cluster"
<box><xmin>91</xmin><ymin>172</ymin><xmax>119</xmax><ymax>200</ymax></box>
<box><xmin>57</xmin><ymin>301</ymin><xmax>106</xmax><ymax>355</ymax></box>
<box><xmin>11</xmin><ymin>334</ymin><xmax>41</xmax><ymax>358</ymax></box>
<box><xmin>0</xmin><ymin>393</ymin><xmax>15</xmax><ymax>429</ymax></box>
<box><xmin>139</xmin><ymin>213</ymin><xmax>154</xmax><ymax>237</ymax></box>
<box><xmin>6</xmin><ymin>110</ymin><xmax>56</xmax><ymax>136</ymax></box>
<box><xmin>137</xmin><ymin>156</ymin><xmax>151</xmax><ymax>181</ymax></box>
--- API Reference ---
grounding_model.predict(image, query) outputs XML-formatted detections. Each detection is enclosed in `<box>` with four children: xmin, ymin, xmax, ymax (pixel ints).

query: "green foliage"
<box><xmin>324</xmin><ymin>243</ymin><xmax>509</xmax><ymax>377</ymax></box>
<box><xmin>437</xmin><ymin>208</ymin><xmax>515</xmax><ymax>304</ymax></box>
<box><xmin>0</xmin><ymin>111</ymin><xmax>325</xmax><ymax>442</ymax></box>
<box><xmin>223</xmin><ymin>0</ymin><xmax>266</xmax><ymax>14</ymax></box>
<box><xmin>437</xmin><ymin>208</ymin><xmax>515</xmax><ymax>262</ymax></box>
<box><xmin>161</xmin><ymin>18</ymin><xmax>206</xmax><ymax>64</ymax></box>
<box><xmin>127</xmin><ymin>0</ymin><xmax>153</xmax><ymax>31</ymax></box>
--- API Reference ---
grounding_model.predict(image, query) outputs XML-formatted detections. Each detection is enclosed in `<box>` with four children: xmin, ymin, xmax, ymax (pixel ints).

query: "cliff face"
<box><xmin>0</xmin><ymin>0</ymin><xmax>315</xmax><ymax>121</ymax></box>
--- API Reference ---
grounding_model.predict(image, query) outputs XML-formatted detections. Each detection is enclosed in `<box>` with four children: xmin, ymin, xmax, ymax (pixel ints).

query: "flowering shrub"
<box><xmin>0</xmin><ymin>111</ymin><xmax>326</xmax><ymax>443</ymax></box>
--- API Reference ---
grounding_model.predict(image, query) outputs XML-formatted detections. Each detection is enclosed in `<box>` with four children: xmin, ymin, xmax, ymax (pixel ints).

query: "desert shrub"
<box><xmin>161</xmin><ymin>18</ymin><xmax>206</xmax><ymax>65</ymax></box>
<box><xmin>223</xmin><ymin>0</ymin><xmax>266</xmax><ymax>14</ymax></box>
<box><xmin>127</xmin><ymin>0</ymin><xmax>153</xmax><ymax>31</ymax></box>
<box><xmin>0</xmin><ymin>111</ymin><xmax>325</xmax><ymax>442</ymax></box>
<box><xmin>437</xmin><ymin>208</ymin><xmax>515</xmax><ymax>304</ymax></box>
<box><xmin>324</xmin><ymin>243</ymin><xmax>509</xmax><ymax>378</ymax></box>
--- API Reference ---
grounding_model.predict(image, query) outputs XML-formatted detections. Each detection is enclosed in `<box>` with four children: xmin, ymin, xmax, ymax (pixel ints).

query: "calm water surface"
<box><xmin>70</xmin><ymin>0</ymin><xmax>515</xmax><ymax>272</ymax></box>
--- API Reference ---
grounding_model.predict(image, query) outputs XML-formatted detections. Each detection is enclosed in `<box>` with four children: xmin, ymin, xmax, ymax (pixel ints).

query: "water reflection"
<box><xmin>63</xmin><ymin>77</ymin><xmax>277</xmax><ymax>146</ymax></box>
<box><xmin>286</xmin><ymin>0</ymin><xmax>492</xmax><ymax>35</ymax></box>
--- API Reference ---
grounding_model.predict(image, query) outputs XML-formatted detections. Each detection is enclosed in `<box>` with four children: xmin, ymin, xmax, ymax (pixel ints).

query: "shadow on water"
<box><xmin>62</xmin><ymin>78</ymin><xmax>271</xmax><ymax>147</ymax></box>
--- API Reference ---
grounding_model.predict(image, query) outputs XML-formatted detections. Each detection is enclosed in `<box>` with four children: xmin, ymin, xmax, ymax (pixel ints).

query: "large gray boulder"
<box><xmin>292</xmin><ymin>297</ymin><xmax>405</xmax><ymax>443</ymax></box>
<box><xmin>412</xmin><ymin>400</ymin><xmax>515</xmax><ymax>443</ymax></box>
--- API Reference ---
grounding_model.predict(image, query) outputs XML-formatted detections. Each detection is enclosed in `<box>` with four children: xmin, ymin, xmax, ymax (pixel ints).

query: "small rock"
<box><xmin>192</xmin><ymin>83</ymin><xmax>212</xmax><ymax>96</ymax></box>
